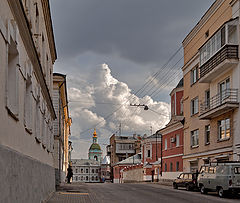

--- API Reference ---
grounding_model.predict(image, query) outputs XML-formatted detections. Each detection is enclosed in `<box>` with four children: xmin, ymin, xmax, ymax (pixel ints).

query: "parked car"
<box><xmin>173</xmin><ymin>172</ymin><xmax>198</xmax><ymax>191</ymax></box>
<box><xmin>198</xmin><ymin>162</ymin><xmax>240</xmax><ymax>197</ymax></box>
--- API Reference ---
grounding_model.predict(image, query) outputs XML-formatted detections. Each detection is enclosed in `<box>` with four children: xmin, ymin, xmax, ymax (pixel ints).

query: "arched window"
<box><xmin>76</xmin><ymin>168</ymin><xmax>78</xmax><ymax>173</ymax></box>
<box><xmin>86</xmin><ymin>168</ymin><xmax>88</xmax><ymax>173</ymax></box>
<box><xmin>94</xmin><ymin>155</ymin><xmax>98</xmax><ymax>161</ymax></box>
<box><xmin>92</xmin><ymin>169</ymin><xmax>94</xmax><ymax>173</ymax></box>
<box><xmin>81</xmin><ymin>168</ymin><xmax>83</xmax><ymax>173</ymax></box>
<box><xmin>95</xmin><ymin>176</ymin><xmax>98</xmax><ymax>181</ymax></box>
<box><xmin>81</xmin><ymin>176</ymin><xmax>83</xmax><ymax>181</ymax></box>
<box><xmin>86</xmin><ymin>176</ymin><xmax>88</xmax><ymax>181</ymax></box>
<box><xmin>92</xmin><ymin>176</ymin><xmax>94</xmax><ymax>181</ymax></box>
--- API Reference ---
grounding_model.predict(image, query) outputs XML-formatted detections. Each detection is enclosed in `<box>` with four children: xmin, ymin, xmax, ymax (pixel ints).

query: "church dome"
<box><xmin>89</xmin><ymin>143</ymin><xmax>101</xmax><ymax>151</ymax></box>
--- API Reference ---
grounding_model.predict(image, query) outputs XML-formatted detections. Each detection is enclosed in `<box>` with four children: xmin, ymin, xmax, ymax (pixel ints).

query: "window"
<box><xmin>76</xmin><ymin>176</ymin><xmax>78</xmax><ymax>181</ymax></box>
<box><xmin>147</xmin><ymin>150</ymin><xmax>151</xmax><ymax>158</ymax></box>
<box><xmin>176</xmin><ymin>162</ymin><xmax>179</xmax><ymax>172</ymax></box>
<box><xmin>81</xmin><ymin>168</ymin><xmax>83</xmax><ymax>173</ymax></box>
<box><xmin>234</xmin><ymin>167</ymin><xmax>240</xmax><ymax>174</ymax></box>
<box><xmin>7</xmin><ymin>37</ymin><xmax>19</xmax><ymax>118</ymax></box>
<box><xmin>218</xmin><ymin>118</ymin><xmax>230</xmax><ymax>140</ymax></box>
<box><xmin>96</xmin><ymin>169</ymin><xmax>98</xmax><ymax>173</ymax></box>
<box><xmin>165</xmin><ymin>139</ymin><xmax>167</xmax><ymax>150</ymax></box>
<box><xmin>205</xmin><ymin>90</ymin><xmax>210</xmax><ymax>109</ymax></box>
<box><xmin>24</xmin><ymin>76</ymin><xmax>32</xmax><ymax>132</ymax></box>
<box><xmin>200</xmin><ymin>26</ymin><xmax>228</xmax><ymax>66</ymax></box>
<box><xmin>76</xmin><ymin>169</ymin><xmax>78</xmax><ymax>173</ymax></box>
<box><xmin>165</xmin><ymin>163</ymin><xmax>167</xmax><ymax>172</ymax></box>
<box><xmin>219</xmin><ymin>78</ymin><xmax>230</xmax><ymax>103</ymax></box>
<box><xmin>86</xmin><ymin>169</ymin><xmax>88</xmax><ymax>173</ymax></box>
<box><xmin>191</xmin><ymin>97</ymin><xmax>199</xmax><ymax>115</ymax></box>
<box><xmin>191</xmin><ymin>66</ymin><xmax>199</xmax><ymax>84</ymax></box>
<box><xmin>205</xmin><ymin>125</ymin><xmax>210</xmax><ymax>144</ymax></box>
<box><xmin>95</xmin><ymin>176</ymin><xmax>98</xmax><ymax>181</ymax></box>
<box><xmin>170</xmin><ymin>163</ymin><xmax>173</xmax><ymax>172</ymax></box>
<box><xmin>81</xmin><ymin>176</ymin><xmax>83</xmax><ymax>181</ymax></box>
<box><xmin>92</xmin><ymin>176</ymin><xmax>94</xmax><ymax>181</ymax></box>
<box><xmin>92</xmin><ymin>169</ymin><xmax>94</xmax><ymax>173</ymax></box>
<box><xmin>191</xmin><ymin>129</ymin><xmax>199</xmax><ymax>147</ymax></box>
<box><xmin>176</xmin><ymin>135</ymin><xmax>180</xmax><ymax>147</ymax></box>
<box><xmin>209</xmin><ymin>167</ymin><xmax>216</xmax><ymax>174</ymax></box>
<box><xmin>86</xmin><ymin>176</ymin><xmax>88</xmax><ymax>181</ymax></box>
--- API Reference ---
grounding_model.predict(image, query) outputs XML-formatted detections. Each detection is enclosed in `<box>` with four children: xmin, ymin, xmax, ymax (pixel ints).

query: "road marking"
<box><xmin>59</xmin><ymin>192</ymin><xmax>89</xmax><ymax>195</ymax></box>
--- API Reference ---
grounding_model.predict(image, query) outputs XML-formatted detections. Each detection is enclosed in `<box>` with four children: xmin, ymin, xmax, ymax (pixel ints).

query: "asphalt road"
<box><xmin>87</xmin><ymin>183</ymin><xmax>240</xmax><ymax>203</ymax></box>
<box><xmin>48</xmin><ymin>183</ymin><xmax>240</xmax><ymax>203</ymax></box>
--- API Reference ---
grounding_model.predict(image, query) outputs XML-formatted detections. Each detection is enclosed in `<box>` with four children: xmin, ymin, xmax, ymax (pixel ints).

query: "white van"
<box><xmin>198</xmin><ymin>162</ymin><xmax>240</xmax><ymax>197</ymax></box>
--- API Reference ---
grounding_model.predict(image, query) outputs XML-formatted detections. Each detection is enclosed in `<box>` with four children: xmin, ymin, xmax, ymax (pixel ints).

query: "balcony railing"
<box><xmin>200</xmin><ymin>89</ymin><xmax>239</xmax><ymax>119</ymax></box>
<box><xmin>200</xmin><ymin>45</ymin><xmax>238</xmax><ymax>79</ymax></box>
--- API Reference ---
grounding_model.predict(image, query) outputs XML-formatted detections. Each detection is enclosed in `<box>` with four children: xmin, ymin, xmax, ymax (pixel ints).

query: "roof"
<box><xmin>89</xmin><ymin>143</ymin><xmax>101</xmax><ymax>151</ymax></box>
<box><xmin>176</xmin><ymin>78</ymin><xmax>183</xmax><ymax>88</ymax></box>
<box><xmin>147</xmin><ymin>133</ymin><xmax>162</xmax><ymax>139</ymax></box>
<box><xmin>71</xmin><ymin>159</ymin><xmax>100</xmax><ymax>166</ymax></box>
<box><xmin>101</xmin><ymin>156</ymin><xmax>110</xmax><ymax>165</ymax></box>
<box><xmin>115</xmin><ymin>153</ymin><xmax>142</xmax><ymax>166</ymax></box>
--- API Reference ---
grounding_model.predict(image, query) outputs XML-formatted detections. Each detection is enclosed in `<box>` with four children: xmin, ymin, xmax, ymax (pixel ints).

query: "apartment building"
<box><xmin>159</xmin><ymin>79</ymin><xmax>184</xmax><ymax>180</ymax></box>
<box><xmin>53</xmin><ymin>73</ymin><xmax>71</xmax><ymax>186</ymax></box>
<box><xmin>182</xmin><ymin>0</ymin><xmax>240</xmax><ymax>172</ymax></box>
<box><xmin>109</xmin><ymin>134</ymin><xmax>141</xmax><ymax>167</ymax></box>
<box><xmin>0</xmin><ymin>0</ymin><xmax>57</xmax><ymax>202</ymax></box>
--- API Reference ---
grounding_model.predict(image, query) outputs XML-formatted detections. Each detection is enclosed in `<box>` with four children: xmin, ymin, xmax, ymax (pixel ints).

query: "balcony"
<box><xmin>199</xmin><ymin>89</ymin><xmax>239</xmax><ymax>119</ymax></box>
<box><xmin>199</xmin><ymin>45</ymin><xmax>239</xmax><ymax>83</ymax></box>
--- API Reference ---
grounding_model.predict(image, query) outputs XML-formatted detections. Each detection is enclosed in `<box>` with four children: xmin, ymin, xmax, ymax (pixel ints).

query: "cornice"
<box><xmin>41</xmin><ymin>0</ymin><xmax>57</xmax><ymax>63</ymax></box>
<box><xmin>8</xmin><ymin>0</ymin><xmax>56</xmax><ymax>119</ymax></box>
<box><xmin>182</xmin><ymin>0</ymin><xmax>225</xmax><ymax>47</ymax></box>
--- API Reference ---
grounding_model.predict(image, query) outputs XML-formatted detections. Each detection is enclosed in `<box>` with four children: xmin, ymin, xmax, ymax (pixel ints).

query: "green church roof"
<box><xmin>89</xmin><ymin>143</ymin><xmax>101</xmax><ymax>151</ymax></box>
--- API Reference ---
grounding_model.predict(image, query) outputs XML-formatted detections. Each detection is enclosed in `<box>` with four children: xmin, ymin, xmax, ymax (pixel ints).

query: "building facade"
<box><xmin>182</xmin><ymin>0</ymin><xmax>240</xmax><ymax>172</ymax></box>
<box><xmin>52</xmin><ymin>73</ymin><xmax>71</xmax><ymax>185</ymax></box>
<box><xmin>72</xmin><ymin>159</ymin><xmax>101</xmax><ymax>183</ymax></box>
<box><xmin>0</xmin><ymin>0</ymin><xmax>57</xmax><ymax>202</ymax></box>
<box><xmin>100</xmin><ymin>155</ymin><xmax>111</xmax><ymax>182</ymax></box>
<box><xmin>159</xmin><ymin>79</ymin><xmax>184</xmax><ymax>180</ymax></box>
<box><xmin>141</xmin><ymin>134</ymin><xmax>162</xmax><ymax>182</ymax></box>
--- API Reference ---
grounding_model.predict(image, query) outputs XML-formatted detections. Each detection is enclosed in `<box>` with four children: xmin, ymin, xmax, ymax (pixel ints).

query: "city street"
<box><xmin>47</xmin><ymin>183</ymin><xmax>240</xmax><ymax>203</ymax></box>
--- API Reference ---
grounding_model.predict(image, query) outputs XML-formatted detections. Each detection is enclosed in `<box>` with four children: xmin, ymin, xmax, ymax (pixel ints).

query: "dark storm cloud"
<box><xmin>50</xmin><ymin>0</ymin><xmax>214</xmax><ymax>65</ymax></box>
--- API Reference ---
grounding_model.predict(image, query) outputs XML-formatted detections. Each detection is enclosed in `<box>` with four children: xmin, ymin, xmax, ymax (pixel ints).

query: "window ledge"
<box><xmin>6</xmin><ymin>106</ymin><xmax>19</xmax><ymax>121</ymax></box>
<box><xmin>191</xmin><ymin>145</ymin><xmax>199</xmax><ymax>149</ymax></box>
<box><xmin>218</xmin><ymin>138</ymin><xmax>230</xmax><ymax>142</ymax></box>
<box><xmin>205</xmin><ymin>142</ymin><xmax>210</xmax><ymax>146</ymax></box>
<box><xmin>25</xmin><ymin>127</ymin><xmax>32</xmax><ymax>135</ymax></box>
<box><xmin>191</xmin><ymin>113</ymin><xmax>199</xmax><ymax>117</ymax></box>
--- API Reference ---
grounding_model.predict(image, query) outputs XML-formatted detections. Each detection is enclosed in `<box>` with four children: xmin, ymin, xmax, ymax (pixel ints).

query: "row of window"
<box><xmin>164</xmin><ymin>134</ymin><xmax>180</xmax><ymax>150</ymax></box>
<box><xmin>190</xmin><ymin>77</ymin><xmax>231</xmax><ymax>116</ymax></box>
<box><xmin>164</xmin><ymin>161</ymin><xmax>180</xmax><ymax>172</ymax></box>
<box><xmin>75</xmin><ymin>168</ymin><xmax>99</xmax><ymax>174</ymax></box>
<box><xmin>75</xmin><ymin>176</ymin><xmax>98</xmax><ymax>181</ymax></box>
<box><xmin>191</xmin><ymin>118</ymin><xmax>230</xmax><ymax>147</ymax></box>
<box><xmin>5</xmin><ymin>20</ymin><xmax>54</xmax><ymax>152</ymax></box>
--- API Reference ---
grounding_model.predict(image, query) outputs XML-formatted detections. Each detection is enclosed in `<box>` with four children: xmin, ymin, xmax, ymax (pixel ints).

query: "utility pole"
<box><xmin>119</xmin><ymin>123</ymin><xmax>121</xmax><ymax>136</ymax></box>
<box><xmin>150</xmin><ymin>125</ymin><xmax>152</xmax><ymax>136</ymax></box>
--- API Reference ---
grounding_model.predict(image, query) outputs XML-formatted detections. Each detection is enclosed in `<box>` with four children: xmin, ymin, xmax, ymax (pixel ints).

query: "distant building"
<box><xmin>109</xmin><ymin>134</ymin><xmax>142</xmax><ymax>167</ymax></box>
<box><xmin>141</xmin><ymin>134</ymin><xmax>162</xmax><ymax>182</ymax></box>
<box><xmin>72</xmin><ymin>159</ymin><xmax>101</xmax><ymax>183</ymax></box>
<box><xmin>52</xmin><ymin>73</ymin><xmax>72</xmax><ymax>185</ymax></box>
<box><xmin>101</xmin><ymin>155</ymin><xmax>111</xmax><ymax>182</ymax></box>
<box><xmin>113</xmin><ymin>153</ymin><xmax>142</xmax><ymax>183</ymax></box>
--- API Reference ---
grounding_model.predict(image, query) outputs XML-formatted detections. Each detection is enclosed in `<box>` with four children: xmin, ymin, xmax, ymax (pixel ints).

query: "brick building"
<box><xmin>159</xmin><ymin>79</ymin><xmax>184</xmax><ymax>180</ymax></box>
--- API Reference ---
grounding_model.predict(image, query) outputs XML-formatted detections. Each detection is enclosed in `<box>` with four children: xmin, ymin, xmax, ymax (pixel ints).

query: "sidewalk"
<box><xmin>46</xmin><ymin>183</ymin><xmax>99</xmax><ymax>203</ymax></box>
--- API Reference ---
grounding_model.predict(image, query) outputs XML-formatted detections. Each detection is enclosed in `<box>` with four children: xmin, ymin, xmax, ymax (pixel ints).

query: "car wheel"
<box><xmin>218</xmin><ymin>187</ymin><xmax>224</xmax><ymax>198</ymax></box>
<box><xmin>186</xmin><ymin>184</ymin><xmax>191</xmax><ymax>191</ymax></box>
<box><xmin>200</xmin><ymin>185</ymin><xmax>207</xmax><ymax>194</ymax></box>
<box><xmin>173</xmin><ymin>183</ymin><xmax>178</xmax><ymax>189</ymax></box>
